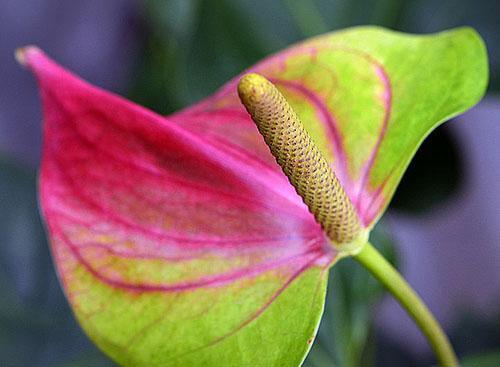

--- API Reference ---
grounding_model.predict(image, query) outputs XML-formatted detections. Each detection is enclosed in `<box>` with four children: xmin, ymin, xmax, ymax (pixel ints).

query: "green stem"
<box><xmin>353</xmin><ymin>242</ymin><xmax>458</xmax><ymax>367</ymax></box>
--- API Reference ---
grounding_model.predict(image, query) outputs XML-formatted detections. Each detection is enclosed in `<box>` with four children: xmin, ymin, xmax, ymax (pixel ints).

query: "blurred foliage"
<box><xmin>450</xmin><ymin>311</ymin><xmax>500</xmax><ymax>359</ymax></box>
<box><xmin>130</xmin><ymin>0</ymin><xmax>409</xmax><ymax>113</ymax></box>
<box><xmin>460</xmin><ymin>351</ymin><xmax>500</xmax><ymax>367</ymax></box>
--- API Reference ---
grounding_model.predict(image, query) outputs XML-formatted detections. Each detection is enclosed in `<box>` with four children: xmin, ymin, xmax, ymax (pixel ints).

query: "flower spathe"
<box><xmin>19</xmin><ymin>26</ymin><xmax>487</xmax><ymax>366</ymax></box>
<box><xmin>20</xmin><ymin>45</ymin><xmax>332</xmax><ymax>366</ymax></box>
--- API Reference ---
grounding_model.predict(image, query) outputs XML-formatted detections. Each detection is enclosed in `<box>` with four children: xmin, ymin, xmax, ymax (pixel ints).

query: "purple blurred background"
<box><xmin>0</xmin><ymin>0</ymin><xmax>138</xmax><ymax>164</ymax></box>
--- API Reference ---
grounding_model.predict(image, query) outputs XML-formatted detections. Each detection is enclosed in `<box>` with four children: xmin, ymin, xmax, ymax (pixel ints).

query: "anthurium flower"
<box><xmin>18</xmin><ymin>26</ymin><xmax>487</xmax><ymax>366</ymax></box>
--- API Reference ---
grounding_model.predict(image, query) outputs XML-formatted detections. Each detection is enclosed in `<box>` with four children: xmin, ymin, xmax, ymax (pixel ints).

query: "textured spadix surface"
<box><xmin>23</xmin><ymin>26</ymin><xmax>487</xmax><ymax>366</ymax></box>
<box><xmin>237</xmin><ymin>73</ymin><xmax>364</xmax><ymax>246</ymax></box>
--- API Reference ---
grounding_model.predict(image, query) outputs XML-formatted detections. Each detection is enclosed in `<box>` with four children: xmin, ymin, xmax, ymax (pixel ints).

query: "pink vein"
<box><xmin>354</xmin><ymin>63</ymin><xmax>392</xmax><ymax>223</ymax></box>
<box><xmin>168</xmin><ymin>253</ymin><xmax>327</xmax><ymax>361</ymax></box>
<box><xmin>55</xmin><ymin>225</ymin><xmax>325</xmax><ymax>293</ymax></box>
<box><xmin>53</xmin><ymin>208</ymin><xmax>319</xmax><ymax>251</ymax></box>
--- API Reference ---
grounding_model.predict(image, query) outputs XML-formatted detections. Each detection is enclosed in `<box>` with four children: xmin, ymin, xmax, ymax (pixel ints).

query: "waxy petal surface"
<box><xmin>24</xmin><ymin>47</ymin><xmax>332</xmax><ymax>366</ymax></box>
<box><xmin>182</xmin><ymin>26</ymin><xmax>487</xmax><ymax>226</ymax></box>
<box><xmin>25</xmin><ymin>25</ymin><xmax>488</xmax><ymax>367</ymax></box>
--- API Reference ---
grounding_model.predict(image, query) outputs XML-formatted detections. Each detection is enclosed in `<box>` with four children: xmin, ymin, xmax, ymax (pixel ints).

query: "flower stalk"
<box><xmin>355</xmin><ymin>243</ymin><xmax>458</xmax><ymax>367</ymax></box>
<box><xmin>238</xmin><ymin>73</ymin><xmax>458</xmax><ymax>367</ymax></box>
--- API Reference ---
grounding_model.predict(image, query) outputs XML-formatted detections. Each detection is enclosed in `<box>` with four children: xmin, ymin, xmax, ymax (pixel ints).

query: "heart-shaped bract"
<box><xmin>21</xmin><ymin>26</ymin><xmax>487</xmax><ymax>366</ymax></box>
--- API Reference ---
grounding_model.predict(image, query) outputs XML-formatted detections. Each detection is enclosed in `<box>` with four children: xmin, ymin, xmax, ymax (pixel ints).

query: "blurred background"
<box><xmin>1</xmin><ymin>1</ymin><xmax>499</xmax><ymax>366</ymax></box>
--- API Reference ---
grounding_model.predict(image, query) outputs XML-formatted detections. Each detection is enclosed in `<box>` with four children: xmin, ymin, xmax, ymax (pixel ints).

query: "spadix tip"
<box><xmin>238</xmin><ymin>73</ymin><xmax>272</xmax><ymax>106</ymax></box>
